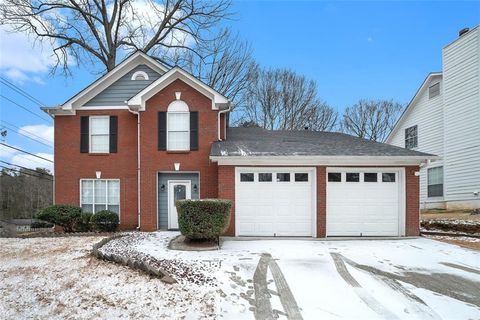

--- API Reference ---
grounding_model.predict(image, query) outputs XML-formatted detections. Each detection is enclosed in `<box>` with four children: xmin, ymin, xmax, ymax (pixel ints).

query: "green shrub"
<box><xmin>76</xmin><ymin>212</ymin><xmax>93</xmax><ymax>232</ymax></box>
<box><xmin>91</xmin><ymin>210</ymin><xmax>119</xmax><ymax>232</ymax></box>
<box><xmin>30</xmin><ymin>221</ymin><xmax>54</xmax><ymax>229</ymax></box>
<box><xmin>176</xmin><ymin>199</ymin><xmax>232</xmax><ymax>241</ymax></box>
<box><xmin>36</xmin><ymin>204</ymin><xmax>82</xmax><ymax>232</ymax></box>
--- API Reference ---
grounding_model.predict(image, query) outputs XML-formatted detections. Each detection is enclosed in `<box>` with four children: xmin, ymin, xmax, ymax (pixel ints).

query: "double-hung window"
<box><xmin>90</xmin><ymin>116</ymin><xmax>110</xmax><ymax>153</ymax></box>
<box><xmin>81</xmin><ymin>179</ymin><xmax>120</xmax><ymax>214</ymax></box>
<box><xmin>405</xmin><ymin>125</ymin><xmax>418</xmax><ymax>149</ymax></box>
<box><xmin>428</xmin><ymin>167</ymin><xmax>443</xmax><ymax>197</ymax></box>
<box><xmin>167</xmin><ymin>112</ymin><xmax>189</xmax><ymax>150</ymax></box>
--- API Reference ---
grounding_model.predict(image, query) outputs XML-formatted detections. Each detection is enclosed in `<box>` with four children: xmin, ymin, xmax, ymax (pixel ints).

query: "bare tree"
<box><xmin>240</xmin><ymin>68</ymin><xmax>338</xmax><ymax>131</ymax></box>
<box><xmin>340</xmin><ymin>99</ymin><xmax>402</xmax><ymax>142</ymax></box>
<box><xmin>0</xmin><ymin>0</ymin><xmax>231</xmax><ymax>74</ymax></box>
<box><xmin>180</xmin><ymin>28</ymin><xmax>257</xmax><ymax>109</ymax></box>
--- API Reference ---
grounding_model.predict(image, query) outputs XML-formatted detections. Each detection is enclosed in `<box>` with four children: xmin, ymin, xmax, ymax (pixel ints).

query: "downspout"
<box><xmin>217</xmin><ymin>104</ymin><xmax>231</xmax><ymax>141</ymax></box>
<box><xmin>128</xmin><ymin>106</ymin><xmax>141</xmax><ymax>230</ymax></box>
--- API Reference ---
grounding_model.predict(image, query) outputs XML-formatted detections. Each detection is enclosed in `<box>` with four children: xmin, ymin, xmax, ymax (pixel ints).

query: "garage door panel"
<box><xmin>327</xmin><ymin>169</ymin><xmax>401</xmax><ymax>237</ymax></box>
<box><xmin>236</xmin><ymin>168</ymin><xmax>314</xmax><ymax>237</ymax></box>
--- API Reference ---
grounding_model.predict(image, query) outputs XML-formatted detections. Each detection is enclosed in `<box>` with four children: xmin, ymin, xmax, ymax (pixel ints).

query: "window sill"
<box><xmin>166</xmin><ymin>150</ymin><xmax>190</xmax><ymax>154</ymax></box>
<box><xmin>88</xmin><ymin>153</ymin><xmax>110</xmax><ymax>156</ymax></box>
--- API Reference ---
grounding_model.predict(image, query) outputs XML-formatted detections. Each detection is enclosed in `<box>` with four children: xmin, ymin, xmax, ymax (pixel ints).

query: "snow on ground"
<box><xmin>0</xmin><ymin>236</ymin><xmax>217</xmax><ymax>319</ymax></box>
<box><xmin>1</xmin><ymin>233</ymin><xmax>479</xmax><ymax>320</ymax></box>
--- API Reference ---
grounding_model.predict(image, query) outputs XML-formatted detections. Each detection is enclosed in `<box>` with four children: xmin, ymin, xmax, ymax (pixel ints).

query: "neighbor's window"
<box><xmin>276</xmin><ymin>173</ymin><xmax>290</xmax><ymax>182</ymax></box>
<box><xmin>295</xmin><ymin>173</ymin><xmax>309</xmax><ymax>182</ymax></box>
<box><xmin>81</xmin><ymin>179</ymin><xmax>120</xmax><ymax>214</ymax></box>
<box><xmin>429</xmin><ymin>82</ymin><xmax>440</xmax><ymax>99</ymax></box>
<box><xmin>167</xmin><ymin>100</ymin><xmax>190</xmax><ymax>151</ymax></box>
<box><xmin>364</xmin><ymin>172</ymin><xmax>378</xmax><ymax>182</ymax></box>
<box><xmin>240</xmin><ymin>173</ymin><xmax>254</xmax><ymax>182</ymax></box>
<box><xmin>405</xmin><ymin>125</ymin><xmax>418</xmax><ymax>149</ymax></box>
<box><xmin>382</xmin><ymin>173</ymin><xmax>396</xmax><ymax>182</ymax></box>
<box><xmin>346</xmin><ymin>173</ymin><xmax>360</xmax><ymax>182</ymax></box>
<box><xmin>259</xmin><ymin>173</ymin><xmax>272</xmax><ymax>182</ymax></box>
<box><xmin>328</xmin><ymin>172</ymin><xmax>341</xmax><ymax>182</ymax></box>
<box><xmin>90</xmin><ymin>116</ymin><xmax>110</xmax><ymax>153</ymax></box>
<box><xmin>428</xmin><ymin>167</ymin><xmax>443</xmax><ymax>197</ymax></box>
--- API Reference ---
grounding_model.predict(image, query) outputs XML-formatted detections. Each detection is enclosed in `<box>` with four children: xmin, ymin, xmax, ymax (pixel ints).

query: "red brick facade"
<box><xmin>54</xmin><ymin>78</ymin><xmax>420</xmax><ymax>236</ymax></box>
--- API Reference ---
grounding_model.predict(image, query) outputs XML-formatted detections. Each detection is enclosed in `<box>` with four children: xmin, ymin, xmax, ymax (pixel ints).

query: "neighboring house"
<box><xmin>386</xmin><ymin>26</ymin><xmax>480</xmax><ymax>210</ymax></box>
<box><xmin>44</xmin><ymin>51</ymin><xmax>434</xmax><ymax>238</ymax></box>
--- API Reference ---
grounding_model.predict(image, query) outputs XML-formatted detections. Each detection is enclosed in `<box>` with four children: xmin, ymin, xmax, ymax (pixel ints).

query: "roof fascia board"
<box><xmin>386</xmin><ymin>72</ymin><xmax>442</xmax><ymax>143</ymax></box>
<box><xmin>62</xmin><ymin>52</ymin><xmax>168</xmax><ymax>110</ymax></box>
<box><xmin>209</xmin><ymin>155</ymin><xmax>438</xmax><ymax>166</ymax></box>
<box><xmin>128</xmin><ymin>67</ymin><xmax>230</xmax><ymax>111</ymax></box>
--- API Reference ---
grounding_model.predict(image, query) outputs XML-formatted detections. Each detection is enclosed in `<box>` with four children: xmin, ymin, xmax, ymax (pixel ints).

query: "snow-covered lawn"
<box><xmin>1</xmin><ymin>233</ymin><xmax>479</xmax><ymax>320</ymax></box>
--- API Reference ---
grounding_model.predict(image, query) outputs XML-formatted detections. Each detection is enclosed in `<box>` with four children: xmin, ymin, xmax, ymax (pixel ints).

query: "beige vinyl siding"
<box><xmin>442</xmin><ymin>27</ymin><xmax>480</xmax><ymax>202</ymax></box>
<box><xmin>388</xmin><ymin>75</ymin><xmax>444</xmax><ymax>204</ymax></box>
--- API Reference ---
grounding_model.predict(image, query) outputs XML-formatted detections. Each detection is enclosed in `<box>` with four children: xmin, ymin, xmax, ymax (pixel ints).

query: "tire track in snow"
<box><xmin>330</xmin><ymin>252</ymin><xmax>400</xmax><ymax>320</ymax></box>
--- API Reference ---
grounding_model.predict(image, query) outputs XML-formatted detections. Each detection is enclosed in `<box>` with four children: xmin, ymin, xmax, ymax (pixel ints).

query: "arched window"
<box><xmin>131</xmin><ymin>70</ymin><xmax>149</xmax><ymax>81</ymax></box>
<box><xmin>167</xmin><ymin>99</ymin><xmax>190</xmax><ymax>150</ymax></box>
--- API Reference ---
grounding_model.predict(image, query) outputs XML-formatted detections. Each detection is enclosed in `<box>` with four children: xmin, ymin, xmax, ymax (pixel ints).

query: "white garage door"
<box><xmin>236</xmin><ymin>168</ymin><xmax>315</xmax><ymax>237</ymax></box>
<box><xmin>326</xmin><ymin>168</ymin><xmax>404</xmax><ymax>237</ymax></box>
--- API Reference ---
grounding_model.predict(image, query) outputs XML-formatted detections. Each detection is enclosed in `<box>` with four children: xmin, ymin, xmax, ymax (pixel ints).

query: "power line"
<box><xmin>0</xmin><ymin>120</ymin><xmax>52</xmax><ymax>145</ymax></box>
<box><xmin>0</xmin><ymin>95</ymin><xmax>52</xmax><ymax>123</ymax></box>
<box><xmin>0</xmin><ymin>122</ymin><xmax>53</xmax><ymax>148</ymax></box>
<box><xmin>0</xmin><ymin>77</ymin><xmax>46</xmax><ymax>107</ymax></box>
<box><xmin>0</xmin><ymin>160</ymin><xmax>52</xmax><ymax>177</ymax></box>
<box><xmin>0</xmin><ymin>165</ymin><xmax>53</xmax><ymax>181</ymax></box>
<box><xmin>0</xmin><ymin>143</ymin><xmax>53</xmax><ymax>163</ymax></box>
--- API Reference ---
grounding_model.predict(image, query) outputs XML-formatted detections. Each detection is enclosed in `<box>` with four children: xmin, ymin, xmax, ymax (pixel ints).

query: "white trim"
<box><xmin>77</xmin><ymin>106</ymin><xmax>130</xmax><ymax>110</ymax></box>
<box><xmin>167</xmin><ymin>180</ymin><xmax>191</xmax><ymax>229</ymax></box>
<box><xmin>427</xmin><ymin>165</ymin><xmax>444</xmax><ymax>199</ymax></box>
<box><xmin>234</xmin><ymin>167</ymin><xmax>317</xmax><ymax>237</ymax></box>
<box><xmin>210</xmin><ymin>155</ymin><xmax>436</xmax><ymax>166</ymax></box>
<box><xmin>128</xmin><ymin>67</ymin><xmax>231</xmax><ymax>111</ymax></box>
<box><xmin>131</xmin><ymin>70</ymin><xmax>149</xmax><ymax>81</ymax></box>
<box><xmin>89</xmin><ymin>115</ymin><xmax>110</xmax><ymax>154</ymax></box>
<box><xmin>386</xmin><ymin>72</ymin><xmax>442</xmax><ymax>143</ymax></box>
<box><xmin>79</xmin><ymin>178</ymin><xmax>121</xmax><ymax>221</ymax></box>
<box><xmin>61</xmin><ymin>52</ymin><xmax>167</xmax><ymax>110</ymax></box>
<box><xmin>326</xmin><ymin>167</ymin><xmax>406</xmax><ymax>237</ymax></box>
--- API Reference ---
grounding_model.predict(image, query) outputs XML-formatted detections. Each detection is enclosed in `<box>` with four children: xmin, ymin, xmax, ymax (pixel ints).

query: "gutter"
<box><xmin>128</xmin><ymin>106</ymin><xmax>141</xmax><ymax>230</ymax></box>
<box><xmin>217</xmin><ymin>104</ymin><xmax>231</xmax><ymax>141</ymax></box>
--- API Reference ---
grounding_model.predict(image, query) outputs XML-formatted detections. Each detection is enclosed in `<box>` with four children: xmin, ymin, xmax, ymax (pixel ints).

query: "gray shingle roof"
<box><xmin>211</xmin><ymin>127</ymin><xmax>435</xmax><ymax>158</ymax></box>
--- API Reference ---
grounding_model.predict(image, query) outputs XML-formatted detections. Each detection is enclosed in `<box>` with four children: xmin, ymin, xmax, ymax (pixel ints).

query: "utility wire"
<box><xmin>0</xmin><ymin>77</ymin><xmax>46</xmax><ymax>107</ymax></box>
<box><xmin>0</xmin><ymin>120</ymin><xmax>52</xmax><ymax>145</ymax></box>
<box><xmin>0</xmin><ymin>165</ymin><xmax>53</xmax><ymax>181</ymax></box>
<box><xmin>0</xmin><ymin>95</ymin><xmax>52</xmax><ymax>123</ymax></box>
<box><xmin>0</xmin><ymin>123</ymin><xmax>53</xmax><ymax>148</ymax></box>
<box><xmin>0</xmin><ymin>143</ymin><xmax>53</xmax><ymax>163</ymax></box>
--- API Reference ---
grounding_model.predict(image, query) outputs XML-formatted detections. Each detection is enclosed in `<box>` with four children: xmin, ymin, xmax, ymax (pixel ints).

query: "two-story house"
<box><xmin>387</xmin><ymin>26</ymin><xmax>480</xmax><ymax>210</ymax></box>
<box><xmin>44</xmin><ymin>51</ymin><xmax>434</xmax><ymax>238</ymax></box>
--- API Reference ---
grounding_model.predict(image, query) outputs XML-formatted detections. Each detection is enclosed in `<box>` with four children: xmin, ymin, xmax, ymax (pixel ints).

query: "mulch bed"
<box><xmin>420</xmin><ymin>219</ymin><xmax>480</xmax><ymax>234</ymax></box>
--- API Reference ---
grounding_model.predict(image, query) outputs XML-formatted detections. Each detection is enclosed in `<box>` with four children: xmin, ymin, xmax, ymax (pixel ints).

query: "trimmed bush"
<box><xmin>91</xmin><ymin>210</ymin><xmax>119</xmax><ymax>232</ymax></box>
<box><xmin>176</xmin><ymin>199</ymin><xmax>232</xmax><ymax>241</ymax></box>
<box><xmin>36</xmin><ymin>204</ymin><xmax>82</xmax><ymax>232</ymax></box>
<box><xmin>76</xmin><ymin>212</ymin><xmax>93</xmax><ymax>232</ymax></box>
<box><xmin>30</xmin><ymin>221</ymin><xmax>54</xmax><ymax>229</ymax></box>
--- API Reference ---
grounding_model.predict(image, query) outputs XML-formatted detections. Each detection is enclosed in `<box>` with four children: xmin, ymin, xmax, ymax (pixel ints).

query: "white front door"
<box><xmin>168</xmin><ymin>180</ymin><xmax>191</xmax><ymax>229</ymax></box>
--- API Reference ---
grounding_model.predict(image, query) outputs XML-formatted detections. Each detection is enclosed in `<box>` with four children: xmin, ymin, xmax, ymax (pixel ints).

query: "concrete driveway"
<box><xmin>213</xmin><ymin>237</ymin><xmax>480</xmax><ymax>320</ymax></box>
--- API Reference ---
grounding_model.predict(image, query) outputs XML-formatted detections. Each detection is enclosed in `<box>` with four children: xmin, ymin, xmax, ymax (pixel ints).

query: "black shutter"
<box><xmin>80</xmin><ymin>116</ymin><xmax>89</xmax><ymax>153</ymax></box>
<box><xmin>190</xmin><ymin>111</ymin><xmax>198</xmax><ymax>150</ymax></box>
<box><xmin>158</xmin><ymin>112</ymin><xmax>167</xmax><ymax>150</ymax></box>
<box><xmin>109</xmin><ymin>116</ymin><xmax>118</xmax><ymax>153</ymax></box>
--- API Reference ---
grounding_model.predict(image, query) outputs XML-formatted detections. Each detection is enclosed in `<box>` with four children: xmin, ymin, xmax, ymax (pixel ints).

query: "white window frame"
<box><xmin>89</xmin><ymin>115</ymin><xmax>110</xmax><ymax>153</ymax></box>
<box><xmin>167</xmin><ymin>111</ymin><xmax>190</xmax><ymax>151</ymax></box>
<box><xmin>80</xmin><ymin>179</ymin><xmax>120</xmax><ymax>218</ymax></box>
<box><xmin>427</xmin><ymin>166</ymin><xmax>444</xmax><ymax>198</ymax></box>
